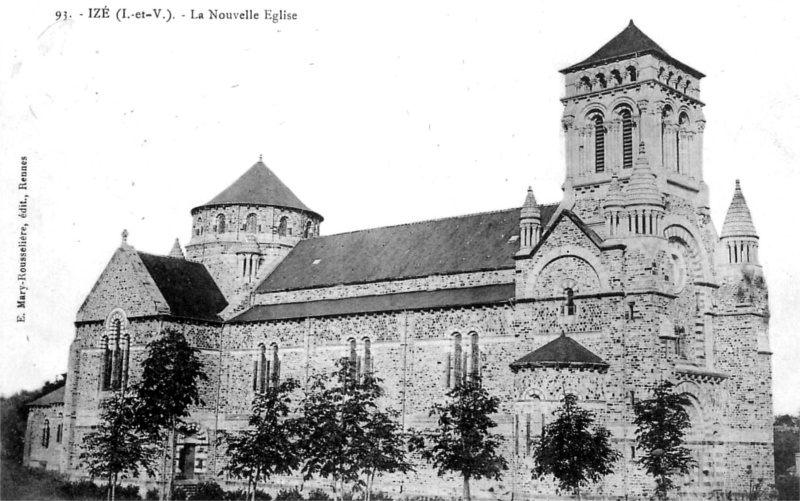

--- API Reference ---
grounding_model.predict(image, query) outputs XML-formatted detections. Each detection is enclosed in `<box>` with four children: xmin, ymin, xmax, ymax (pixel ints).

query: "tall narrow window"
<box><xmin>102</xmin><ymin>336</ymin><xmax>112</xmax><ymax>390</ymax></box>
<box><xmin>349</xmin><ymin>338</ymin><xmax>358</xmax><ymax>378</ymax></box>
<box><xmin>111</xmin><ymin>320</ymin><xmax>123</xmax><ymax>390</ymax></box>
<box><xmin>620</xmin><ymin>108</ymin><xmax>634</xmax><ymax>169</ymax></box>
<box><xmin>271</xmin><ymin>343</ymin><xmax>280</xmax><ymax>384</ymax></box>
<box><xmin>304</xmin><ymin>220</ymin><xmax>313</xmax><ymax>238</ymax></box>
<box><xmin>469</xmin><ymin>332</ymin><xmax>479</xmax><ymax>381</ymax></box>
<box><xmin>259</xmin><ymin>344</ymin><xmax>267</xmax><ymax>393</ymax></box>
<box><xmin>245</xmin><ymin>213</ymin><xmax>258</xmax><ymax>234</ymax></box>
<box><xmin>195</xmin><ymin>218</ymin><xmax>203</xmax><ymax>236</ymax></box>
<box><xmin>363</xmin><ymin>338</ymin><xmax>372</xmax><ymax>375</ymax></box>
<box><xmin>592</xmin><ymin>114</ymin><xmax>605</xmax><ymax>173</ymax></box>
<box><xmin>564</xmin><ymin>288</ymin><xmax>576</xmax><ymax>316</ymax></box>
<box><xmin>626</xmin><ymin>66</ymin><xmax>638</xmax><ymax>82</ymax></box>
<box><xmin>278</xmin><ymin>216</ymin><xmax>288</xmax><ymax>237</ymax></box>
<box><xmin>56</xmin><ymin>414</ymin><xmax>63</xmax><ymax>443</ymax></box>
<box><xmin>42</xmin><ymin>419</ymin><xmax>50</xmax><ymax>448</ymax></box>
<box><xmin>216</xmin><ymin>214</ymin><xmax>226</xmax><ymax>234</ymax></box>
<box><xmin>453</xmin><ymin>333</ymin><xmax>462</xmax><ymax>386</ymax></box>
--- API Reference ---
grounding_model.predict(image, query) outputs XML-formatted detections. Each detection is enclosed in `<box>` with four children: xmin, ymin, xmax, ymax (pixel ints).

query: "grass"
<box><xmin>0</xmin><ymin>458</ymin><xmax>69</xmax><ymax>500</ymax></box>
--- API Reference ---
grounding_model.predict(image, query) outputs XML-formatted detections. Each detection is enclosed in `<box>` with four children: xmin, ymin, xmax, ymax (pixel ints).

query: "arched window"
<box><xmin>579</xmin><ymin>76</ymin><xmax>592</xmax><ymax>92</ymax></box>
<box><xmin>278</xmin><ymin>216</ymin><xmax>288</xmax><ymax>237</ymax></box>
<box><xmin>610</xmin><ymin>69</ymin><xmax>622</xmax><ymax>86</ymax></box>
<box><xmin>617</xmin><ymin>107</ymin><xmax>634</xmax><ymax>169</ymax></box>
<box><xmin>589</xmin><ymin>113</ymin><xmax>605</xmax><ymax>173</ymax></box>
<box><xmin>102</xmin><ymin>335</ymin><xmax>112</xmax><ymax>390</ymax></box>
<box><xmin>245</xmin><ymin>213</ymin><xmax>257</xmax><ymax>234</ymax></box>
<box><xmin>363</xmin><ymin>338</ymin><xmax>372</xmax><ymax>375</ymax></box>
<box><xmin>216</xmin><ymin>213</ymin><xmax>226</xmax><ymax>234</ymax></box>
<box><xmin>271</xmin><ymin>343</ymin><xmax>280</xmax><ymax>385</ymax></box>
<box><xmin>684</xmin><ymin>80</ymin><xmax>692</xmax><ymax>94</ymax></box>
<box><xmin>675</xmin><ymin>326</ymin><xmax>688</xmax><ymax>358</ymax></box>
<box><xmin>469</xmin><ymin>332</ymin><xmax>479</xmax><ymax>381</ymax></box>
<box><xmin>658</xmin><ymin>67</ymin><xmax>666</xmax><ymax>81</ymax></box>
<box><xmin>453</xmin><ymin>333</ymin><xmax>463</xmax><ymax>386</ymax></box>
<box><xmin>304</xmin><ymin>220</ymin><xmax>313</xmax><ymax>238</ymax></box>
<box><xmin>56</xmin><ymin>414</ymin><xmax>63</xmax><ymax>443</ymax></box>
<box><xmin>596</xmin><ymin>73</ymin><xmax>607</xmax><ymax>89</ymax></box>
<box><xmin>111</xmin><ymin>319</ymin><xmax>123</xmax><ymax>390</ymax></box>
<box><xmin>661</xmin><ymin>105</ymin><xmax>674</xmax><ymax>169</ymax></box>
<box><xmin>42</xmin><ymin>419</ymin><xmax>50</xmax><ymax>448</ymax></box>
<box><xmin>258</xmin><ymin>344</ymin><xmax>268</xmax><ymax>393</ymax></box>
<box><xmin>677</xmin><ymin>112</ymin><xmax>690</xmax><ymax>174</ymax></box>
<box><xmin>564</xmin><ymin>288</ymin><xmax>576</xmax><ymax>316</ymax></box>
<box><xmin>626</xmin><ymin>65</ymin><xmax>638</xmax><ymax>82</ymax></box>
<box><xmin>195</xmin><ymin>217</ymin><xmax>203</xmax><ymax>236</ymax></box>
<box><xmin>675</xmin><ymin>75</ymin><xmax>683</xmax><ymax>90</ymax></box>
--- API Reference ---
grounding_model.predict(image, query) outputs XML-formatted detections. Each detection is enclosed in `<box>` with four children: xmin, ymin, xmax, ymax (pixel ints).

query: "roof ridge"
<box><xmin>318</xmin><ymin>203</ymin><xmax>560</xmax><ymax>239</ymax></box>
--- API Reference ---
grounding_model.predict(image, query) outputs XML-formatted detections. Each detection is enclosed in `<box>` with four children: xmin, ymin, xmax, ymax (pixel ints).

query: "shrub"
<box><xmin>275</xmin><ymin>488</ymin><xmax>305</xmax><ymax>501</ymax></box>
<box><xmin>189</xmin><ymin>481</ymin><xmax>226</xmax><ymax>500</ymax></box>
<box><xmin>306</xmin><ymin>488</ymin><xmax>332</xmax><ymax>501</ymax></box>
<box><xmin>224</xmin><ymin>488</ymin><xmax>272</xmax><ymax>500</ymax></box>
<box><xmin>146</xmin><ymin>487</ymin><xmax>160</xmax><ymax>500</ymax></box>
<box><xmin>173</xmin><ymin>487</ymin><xmax>188</xmax><ymax>500</ymax></box>
<box><xmin>58</xmin><ymin>479</ymin><xmax>106</xmax><ymax>499</ymax></box>
<box><xmin>116</xmin><ymin>484</ymin><xmax>141</xmax><ymax>500</ymax></box>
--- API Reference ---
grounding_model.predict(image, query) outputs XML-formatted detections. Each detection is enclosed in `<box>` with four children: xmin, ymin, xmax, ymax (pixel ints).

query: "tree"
<box><xmin>221</xmin><ymin>379</ymin><xmax>304</xmax><ymax>501</ymax></box>
<box><xmin>135</xmin><ymin>328</ymin><xmax>208</xmax><ymax>501</ymax></box>
<box><xmin>360</xmin><ymin>407</ymin><xmax>414</xmax><ymax>501</ymax></box>
<box><xmin>80</xmin><ymin>390</ymin><xmax>159</xmax><ymax>501</ymax></box>
<box><xmin>410</xmin><ymin>377</ymin><xmax>508</xmax><ymax>501</ymax></box>
<box><xmin>773</xmin><ymin>414</ymin><xmax>799</xmax><ymax>501</ymax></box>
<box><xmin>300</xmin><ymin>359</ymin><xmax>410</xmax><ymax>501</ymax></box>
<box><xmin>633</xmin><ymin>380</ymin><xmax>695</xmax><ymax>500</ymax></box>
<box><xmin>532</xmin><ymin>393</ymin><xmax>621</xmax><ymax>499</ymax></box>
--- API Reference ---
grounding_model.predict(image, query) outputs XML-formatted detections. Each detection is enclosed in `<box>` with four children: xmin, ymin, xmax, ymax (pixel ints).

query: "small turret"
<box><xmin>720</xmin><ymin>180</ymin><xmax>759</xmax><ymax>265</ymax></box>
<box><xmin>609</xmin><ymin>142</ymin><xmax>665</xmax><ymax>237</ymax></box>
<box><xmin>602</xmin><ymin>173</ymin><xmax>624</xmax><ymax>237</ymax></box>
<box><xmin>520</xmin><ymin>186</ymin><xmax>542</xmax><ymax>249</ymax></box>
<box><xmin>169</xmin><ymin>238</ymin><xmax>185</xmax><ymax>259</ymax></box>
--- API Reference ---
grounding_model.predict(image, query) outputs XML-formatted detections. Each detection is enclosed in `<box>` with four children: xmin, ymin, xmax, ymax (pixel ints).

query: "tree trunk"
<box><xmin>367</xmin><ymin>469</ymin><xmax>376</xmax><ymax>501</ymax></box>
<box><xmin>463</xmin><ymin>475</ymin><xmax>471</xmax><ymax>501</ymax></box>
<box><xmin>111</xmin><ymin>473</ymin><xmax>117</xmax><ymax>501</ymax></box>
<box><xmin>167</xmin><ymin>422</ymin><xmax>177</xmax><ymax>501</ymax></box>
<box><xmin>160</xmin><ymin>434</ymin><xmax>168</xmax><ymax>501</ymax></box>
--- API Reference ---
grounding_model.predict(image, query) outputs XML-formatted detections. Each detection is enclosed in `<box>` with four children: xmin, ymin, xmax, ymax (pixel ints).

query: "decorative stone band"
<box><xmin>675</xmin><ymin>364</ymin><xmax>728</xmax><ymax>385</ymax></box>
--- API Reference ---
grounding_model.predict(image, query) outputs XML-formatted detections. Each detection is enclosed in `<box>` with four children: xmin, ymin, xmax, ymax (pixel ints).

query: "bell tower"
<box><xmin>559</xmin><ymin>21</ymin><xmax>707</xmax><ymax>231</ymax></box>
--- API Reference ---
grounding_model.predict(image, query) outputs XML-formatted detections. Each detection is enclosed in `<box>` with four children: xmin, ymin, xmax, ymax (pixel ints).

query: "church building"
<box><xmin>25</xmin><ymin>22</ymin><xmax>773</xmax><ymax>499</ymax></box>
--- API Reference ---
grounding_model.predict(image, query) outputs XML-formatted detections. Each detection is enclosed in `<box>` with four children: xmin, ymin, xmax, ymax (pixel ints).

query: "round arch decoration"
<box><xmin>525</xmin><ymin>246</ymin><xmax>608</xmax><ymax>299</ymax></box>
<box><xmin>661</xmin><ymin>221</ymin><xmax>713</xmax><ymax>285</ymax></box>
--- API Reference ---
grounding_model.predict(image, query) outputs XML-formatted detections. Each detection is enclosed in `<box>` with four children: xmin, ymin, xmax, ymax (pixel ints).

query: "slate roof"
<box><xmin>561</xmin><ymin>21</ymin><xmax>704</xmax><ymax>78</ymax></box>
<box><xmin>27</xmin><ymin>386</ymin><xmax>65</xmax><ymax>407</ymax></box>
<box><xmin>138</xmin><ymin>253</ymin><xmax>228</xmax><ymax>321</ymax></box>
<box><xmin>232</xmin><ymin>284</ymin><xmax>515</xmax><ymax>323</ymax></box>
<box><xmin>721</xmin><ymin>180</ymin><xmax>758</xmax><ymax>238</ymax></box>
<box><xmin>510</xmin><ymin>335</ymin><xmax>608</xmax><ymax>372</ymax></box>
<box><xmin>195</xmin><ymin>161</ymin><xmax>321</xmax><ymax>219</ymax></box>
<box><xmin>256</xmin><ymin>205</ymin><xmax>558</xmax><ymax>293</ymax></box>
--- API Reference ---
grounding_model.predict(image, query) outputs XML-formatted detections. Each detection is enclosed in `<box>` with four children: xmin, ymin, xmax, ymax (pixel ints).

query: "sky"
<box><xmin>0</xmin><ymin>1</ymin><xmax>798</xmax><ymax>415</ymax></box>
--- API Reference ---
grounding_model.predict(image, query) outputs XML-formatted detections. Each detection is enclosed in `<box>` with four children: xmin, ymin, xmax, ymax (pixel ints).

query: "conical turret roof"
<box><xmin>561</xmin><ymin>20</ymin><xmax>703</xmax><ymax>78</ymax></box>
<box><xmin>624</xmin><ymin>143</ymin><xmax>663</xmax><ymax>207</ymax></box>
<box><xmin>520</xmin><ymin>186</ymin><xmax>540</xmax><ymax>219</ymax></box>
<box><xmin>169</xmin><ymin>238</ymin><xmax>185</xmax><ymax>259</ymax></box>
<box><xmin>721</xmin><ymin>180</ymin><xmax>758</xmax><ymax>239</ymax></box>
<box><xmin>195</xmin><ymin>160</ymin><xmax>321</xmax><ymax>219</ymax></box>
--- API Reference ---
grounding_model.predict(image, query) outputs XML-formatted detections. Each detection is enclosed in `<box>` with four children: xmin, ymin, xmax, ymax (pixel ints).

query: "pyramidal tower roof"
<box><xmin>561</xmin><ymin>20</ymin><xmax>704</xmax><ymax>78</ymax></box>
<box><xmin>195</xmin><ymin>160</ymin><xmax>321</xmax><ymax>219</ymax></box>
<box><xmin>510</xmin><ymin>335</ymin><xmax>608</xmax><ymax>372</ymax></box>
<box><xmin>721</xmin><ymin>180</ymin><xmax>758</xmax><ymax>238</ymax></box>
<box><xmin>169</xmin><ymin>238</ymin><xmax>185</xmax><ymax>259</ymax></box>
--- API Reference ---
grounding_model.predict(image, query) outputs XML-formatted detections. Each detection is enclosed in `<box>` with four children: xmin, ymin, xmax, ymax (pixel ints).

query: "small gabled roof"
<box><xmin>510</xmin><ymin>335</ymin><xmax>608</xmax><ymax>372</ymax></box>
<box><xmin>561</xmin><ymin>21</ymin><xmax>704</xmax><ymax>78</ymax></box>
<box><xmin>195</xmin><ymin>160</ymin><xmax>321</xmax><ymax>219</ymax></box>
<box><xmin>138</xmin><ymin>252</ymin><xmax>228</xmax><ymax>321</ymax></box>
<box><xmin>27</xmin><ymin>386</ymin><xmax>65</xmax><ymax>407</ymax></box>
<box><xmin>256</xmin><ymin>205</ymin><xmax>558</xmax><ymax>293</ymax></box>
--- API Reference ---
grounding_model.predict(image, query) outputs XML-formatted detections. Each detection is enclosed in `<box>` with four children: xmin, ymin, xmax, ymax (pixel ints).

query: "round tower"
<box><xmin>185</xmin><ymin>158</ymin><xmax>323</xmax><ymax>309</ymax></box>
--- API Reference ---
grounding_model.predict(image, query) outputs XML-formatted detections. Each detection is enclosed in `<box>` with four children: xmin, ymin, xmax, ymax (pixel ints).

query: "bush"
<box><xmin>189</xmin><ymin>481</ymin><xmax>226</xmax><ymax>500</ymax></box>
<box><xmin>275</xmin><ymin>488</ymin><xmax>305</xmax><ymax>501</ymax></box>
<box><xmin>224</xmin><ymin>488</ymin><xmax>272</xmax><ymax>500</ymax></box>
<box><xmin>370</xmin><ymin>493</ymin><xmax>393</xmax><ymax>501</ymax></box>
<box><xmin>58</xmin><ymin>479</ymin><xmax>106</xmax><ymax>499</ymax></box>
<box><xmin>116</xmin><ymin>484</ymin><xmax>141</xmax><ymax>500</ymax></box>
<box><xmin>173</xmin><ymin>487</ymin><xmax>188</xmax><ymax>500</ymax></box>
<box><xmin>146</xmin><ymin>487</ymin><xmax>161</xmax><ymax>500</ymax></box>
<box><xmin>307</xmin><ymin>488</ymin><xmax>332</xmax><ymax>501</ymax></box>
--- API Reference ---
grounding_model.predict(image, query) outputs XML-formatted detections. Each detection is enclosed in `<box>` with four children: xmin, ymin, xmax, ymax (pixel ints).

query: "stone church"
<box><xmin>25</xmin><ymin>22</ymin><xmax>773</xmax><ymax>499</ymax></box>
